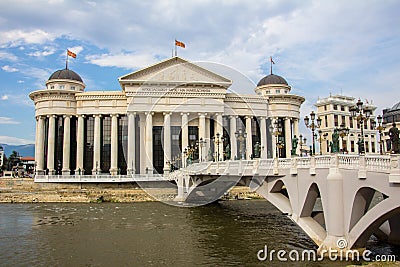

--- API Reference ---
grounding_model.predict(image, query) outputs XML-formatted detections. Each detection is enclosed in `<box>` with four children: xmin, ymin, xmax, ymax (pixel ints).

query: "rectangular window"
<box><xmin>334</xmin><ymin>115</ymin><xmax>339</xmax><ymax>127</ymax></box>
<box><xmin>59</xmin><ymin>85</ymin><xmax>65</xmax><ymax>89</ymax></box>
<box><xmin>350</xmin><ymin>117</ymin><xmax>354</xmax><ymax>128</ymax></box>
<box><xmin>341</xmin><ymin>116</ymin><xmax>346</xmax><ymax>127</ymax></box>
<box><xmin>365</xmin><ymin>142</ymin><xmax>369</xmax><ymax>153</ymax></box>
<box><xmin>372</xmin><ymin>142</ymin><xmax>375</xmax><ymax>153</ymax></box>
<box><xmin>351</xmin><ymin>140</ymin><xmax>355</xmax><ymax>152</ymax></box>
<box><xmin>325</xmin><ymin>115</ymin><xmax>328</xmax><ymax>127</ymax></box>
<box><xmin>334</xmin><ymin>105</ymin><xmax>338</xmax><ymax>110</ymax></box>
<box><xmin>324</xmin><ymin>105</ymin><xmax>327</xmax><ymax>111</ymax></box>
<box><xmin>341</xmin><ymin>106</ymin><xmax>345</xmax><ymax>111</ymax></box>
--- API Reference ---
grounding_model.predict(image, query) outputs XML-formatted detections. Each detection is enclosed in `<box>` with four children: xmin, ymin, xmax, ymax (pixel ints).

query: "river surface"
<box><xmin>0</xmin><ymin>200</ymin><xmax>398</xmax><ymax>266</ymax></box>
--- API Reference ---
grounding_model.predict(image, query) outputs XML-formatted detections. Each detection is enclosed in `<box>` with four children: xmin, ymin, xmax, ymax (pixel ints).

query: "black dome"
<box><xmin>48</xmin><ymin>69</ymin><xmax>83</xmax><ymax>82</ymax></box>
<box><xmin>257</xmin><ymin>74</ymin><xmax>288</xmax><ymax>86</ymax></box>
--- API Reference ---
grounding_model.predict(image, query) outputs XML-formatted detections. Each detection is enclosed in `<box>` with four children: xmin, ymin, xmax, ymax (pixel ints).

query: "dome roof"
<box><xmin>257</xmin><ymin>74</ymin><xmax>288</xmax><ymax>86</ymax></box>
<box><xmin>48</xmin><ymin>69</ymin><xmax>83</xmax><ymax>83</ymax></box>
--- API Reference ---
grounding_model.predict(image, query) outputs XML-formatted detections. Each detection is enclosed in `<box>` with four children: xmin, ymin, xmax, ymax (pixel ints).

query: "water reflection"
<box><xmin>0</xmin><ymin>201</ymin><xmax>398</xmax><ymax>266</ymax></box>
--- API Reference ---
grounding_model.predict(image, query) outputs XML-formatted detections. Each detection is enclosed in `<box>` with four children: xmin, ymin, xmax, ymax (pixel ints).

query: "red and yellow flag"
<box><xmin>175</xmin><ymin>40</ymin><xmax>186</xmax><ymax>48</ymax></box>
<box><xmin>270</xmin><ymin>56</ymin><xmax>275</xmax><ymax>64</ymax></box>
<box><xmin>67</xmin><ymin>49</ymin><xmax>77</xmax><ymax>58</ymax></box>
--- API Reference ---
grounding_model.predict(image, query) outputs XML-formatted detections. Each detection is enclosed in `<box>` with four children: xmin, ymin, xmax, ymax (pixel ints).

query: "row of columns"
<box><xmin>36</xmin><ymin>114</ymin><xmax>121</xmax><ymax>175</ymax></box>
<box><xmin>35</xmin><ymin>112</ymin><xmax>288</xmax><ymax>175</ymax></box>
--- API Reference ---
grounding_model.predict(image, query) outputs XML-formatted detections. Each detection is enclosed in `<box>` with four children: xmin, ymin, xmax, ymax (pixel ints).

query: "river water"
<box><xmin>0</xmin><ymin>200</ymin><xmax>398</xmax><ymax>266</ymax></box>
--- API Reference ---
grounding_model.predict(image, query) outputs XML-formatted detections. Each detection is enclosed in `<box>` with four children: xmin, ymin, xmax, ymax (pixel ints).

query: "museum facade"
<box><xmin>30</xmin><ymin>57</ymin><xmax>304</xmax><ymax>175</ymax></box>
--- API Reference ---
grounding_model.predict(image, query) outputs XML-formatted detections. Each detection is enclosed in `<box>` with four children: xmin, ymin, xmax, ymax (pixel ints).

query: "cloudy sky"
<box><xmin>0</xmin><ymin>0</ymin><xmax>399</xmax><ymax>145</ymax></box>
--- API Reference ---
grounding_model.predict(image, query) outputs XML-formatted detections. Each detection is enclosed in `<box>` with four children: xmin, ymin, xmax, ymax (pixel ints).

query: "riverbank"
<box><xmin>0</xmin><ymin>178</ymin><xmax>262</xmax><ymax>203</ymax></box>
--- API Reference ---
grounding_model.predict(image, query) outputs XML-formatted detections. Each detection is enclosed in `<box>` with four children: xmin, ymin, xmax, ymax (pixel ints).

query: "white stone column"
<box><xmin>199</xmin><ymin>113</ymin><xmax>206</xmax><ymax>141</ymax></box>
<box><xmin>293</xmin><ymin>118</ymin><xmax>300</xmax><ymax>155</ymax></box>
<box><xmin>62</xmin><ymin>115</ymin><xmax>71</xmax><ymax>175</ymax></box>
<box><xmin>230</xmin><ymin>116</ymin><xmax>237</xmax><ymax>160</ymax></box>
<box><xmin>205</xmin><ymin>116</ymin><xmax>210</xmax><ymax>158</ymax></box>
<box><xmin>92</xmin><ymin>115</ymin><xmax>101</xmax><ymax>174</ymax></box>
<box><xmin>216</xmin><ymin>113</ymin><xmax>223</xmax><ymax>136</ymax></box>
<box><xmin>145</xmin><ymin>112</ymin><xmax>153</xmax><ymax>173</ymax></box>
<box><xmin>181</xmin><ymin>112</ymin><xmax>189</xmax><ymax>166</ymax></box>
<box><xmin>285</xmin><ymin>118</ymin><xmax>292</xmax><ymax>158</ymax></box>
<box><xmin>47</xmin><ymin>115</ymin><xmax>56</xmax><ymax>174</ymax></box>
<box><xmin>139</xmin><ymin>113</ymin><xmax>146</xmax><ymax>174</ymax></box>
<box><xmin>76</xmin><ymin>115</ymin><xmax>84</xmax><ymax>173</ymax></box>
<box><xmin>127</xmin><ymin>112</ymin><xmax>136</xmax><ymax>175</ymax></box>
<box><xmin>36</xmin><ymin>116</ymin><xmax>45</xmax><ymax>174</ymax></box>
<box><xmin>110</xmin><ymin>114</ymin><xmax>119</xmax><ymax>175</ymax></box>
<box><xmin>163</xmin><ymin>112</ymin><xmax>171</xmax><ymax>174</ymax></box>
<box><xmin>245</xmin><ymin>116</ymin><xmax>253</xmax><ymax>159</ymax></box>
<box><xmin>260</xmin><ymin>117</ymin><xmax>267</xmax><ymax>159</ymax></box>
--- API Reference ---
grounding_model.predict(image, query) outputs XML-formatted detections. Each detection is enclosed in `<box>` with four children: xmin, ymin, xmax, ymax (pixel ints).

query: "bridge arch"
<box><xmin>349</xmin><ymin>197</ymin><xmax>400</xmax><ymax>248</ymax></box>
<box><xmin>268</xmin><ymin>179</ymin><xmax>293</xmax><ymax>215</ymax></box>
<box><xmin>300</xmin><ymin>183</ymin><xmax>326</xmax><ymax>228</ymax></box>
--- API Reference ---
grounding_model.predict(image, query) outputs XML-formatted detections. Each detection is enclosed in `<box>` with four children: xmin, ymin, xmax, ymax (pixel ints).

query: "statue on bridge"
<box><xmin>357</xmin><ymin>138</ymin><xmax>365</xmax><ymax>154</ymax></box>
<box><xmin>254</xmin><ymin>142</ymin><xmax>260</xmax><ymax>158</ymax></box>
<box><xmin>207</xmin><ymin>148</ymin><xmax>213</xmax><ymax>161</ymax></box>
<box><xmin>291</xmin><ymin>135</ymin><xmax>299</xmax><ymax>156</ymax></box>
<box><xmin>389</xmin><ymin>123</ymin><xmax>400</xmax><ymax>154</ymax></box>
<box><xmin>330</xmin><ymin>129</ymin><xmax>340</xmax><ymax>153</ymax></box>
<box><xmin>225</xmin><ymin>144</ymin><xmax>231</xmax><ymax>160</ymax></box>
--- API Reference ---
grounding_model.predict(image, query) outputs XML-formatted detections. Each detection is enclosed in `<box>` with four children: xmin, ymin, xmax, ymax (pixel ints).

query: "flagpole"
<box><xmin>270</xmin><ymin>57</ymin><xmax>272</xmax><ymax>75</ymax></box>
<box><xmin>66</xmin><ymin>50</ymin><xmax>69</xmax><ymax>69</ymax></box>
<box><xmin>175</xmin><ymin>39</ymin><xmax>177</xmax><ymax>57</ymax></box>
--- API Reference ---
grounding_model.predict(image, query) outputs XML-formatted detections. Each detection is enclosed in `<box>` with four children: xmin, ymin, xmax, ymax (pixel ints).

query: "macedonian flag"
<box><xmin>67</xmin><ymin>49</ymin><xmax>77</xmax><ymax>58</ymax></box>
<box><xmin>175</xmin><ymin>40</ymin><xmax>186</xmax><ymax>48</ymax></box>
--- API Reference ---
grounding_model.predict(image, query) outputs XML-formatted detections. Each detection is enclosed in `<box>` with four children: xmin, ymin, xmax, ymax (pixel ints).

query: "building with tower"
<box><xmin>29</xmin><ymin>56</ymin><xmax>304</xmax><ymax>177</ymax></box>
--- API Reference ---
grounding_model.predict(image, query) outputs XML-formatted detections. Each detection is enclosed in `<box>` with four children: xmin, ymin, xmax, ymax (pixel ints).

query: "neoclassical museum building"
<box><xmin>30</xmin><ymin>57</ymin><xmax>304</xmax><ymax>176</ymax></box>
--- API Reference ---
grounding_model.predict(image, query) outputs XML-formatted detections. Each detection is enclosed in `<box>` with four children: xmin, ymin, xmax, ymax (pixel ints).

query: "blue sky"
<box><xmin>0</xmin><ymin>0</ymin><xmax>399</xmax><ymax>145</ymax></box>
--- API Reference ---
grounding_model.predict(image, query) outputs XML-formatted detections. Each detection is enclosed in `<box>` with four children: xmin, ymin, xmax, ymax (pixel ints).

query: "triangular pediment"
<box><xmin>119</xmin><ymin>56</ymin><xmax>232</xmax><ymax>87</ymax></box>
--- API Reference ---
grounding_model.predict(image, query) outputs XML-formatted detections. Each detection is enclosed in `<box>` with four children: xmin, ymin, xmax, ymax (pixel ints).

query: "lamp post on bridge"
<box><xmin>372</xmin><ymin>115</ymin><xmax>385</xmax><ymax>155</ymax></box>
<box><xmin>317</xmin><ymin>130</ymin><xmax>328</xmax><ymax>155</ymax></box>
<box><xmin>272</xmin><ymin>119</ymin><xmax>283</xmax><ymax>158</ymax></box>
<box><xmin>304</xmin><ymin>111</ymin><xmax>322</xmax><ymax>156</ymax></box>
<box><xmin>235</xmin><ymin>129</ymin><xmax>247</xmax><ymax>160</ymax></box>
<box><xmin>212</xmin><ymin>133</ymin><xmax>224</xmax><ymax>161</ymax></box>
<box><xmin>198</xmin><ymin>137</ymin><xmax>206</xmax><ymax>162</ymax></box>
<box><xmin>298</xmin><ymin>134</ymin><xmax>307</xmax><ymax>157</ymax></box>
<box><xmin>350</xmin><ymin>99</ymin><xmax>372</xmax><ymax>154</ymax></box>
<box><xmin>337</xmin><ymin>123</ymin><xmax>350</xmax><ymax>153</ymax></box>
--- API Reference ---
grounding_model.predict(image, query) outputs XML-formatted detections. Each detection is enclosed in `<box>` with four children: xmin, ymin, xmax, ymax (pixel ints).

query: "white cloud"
<box><xmin>0</xmin><ymin>135</ymin><xmax>34</xmax><ymax>145</ymax></box>
<box><xmin>0</xmin><ymin>51</ymin><xmax>18</xmax><ymax>61</ymax></box>
<box><xmin>0</xmin><ymin>117</ymin><xmax>20</xmax><ymax>124</ymax></box>
<box><xmin>28</xmin><ymin>47</ymin><xmax>56</xmax><ymax>57</ymax></box>
<box><xmin>85</xmin><ymin>52</ymin><xmax>157</xmax><ymax>69</ymax></box>
<box><xmin>1</xmin><ymin>65</ymin><xmax>18</xmax><ymax>72</ymax></box>
<box><xmin>0</xmin><ymin>29</ymin><xmax>55</xmax><ymax>47</ymax></box>
<box><xmin>1</xmin><ymin>95</ymin><xmax>8</xmax><ymax>100</ymax></box>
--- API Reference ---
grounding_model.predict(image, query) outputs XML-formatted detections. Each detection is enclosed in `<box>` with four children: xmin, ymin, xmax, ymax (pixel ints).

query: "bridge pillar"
<box><xmin>319</xmin><ymin>154</ymin><xmax>347</xmax><ymax>252</ymax></box>
<box><xmin>389</xmin><ymin>154</ymin><xmax>400</xmax><ymax>183</ymax></box>
<box><xmin>175</xmin><ymin>176</ymin><xmax>186</xmax><ymax>202</ymax></box>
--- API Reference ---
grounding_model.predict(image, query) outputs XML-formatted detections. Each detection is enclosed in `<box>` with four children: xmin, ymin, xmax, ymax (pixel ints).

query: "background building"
<box><xmin>315</xmin><ymin>94</ymin><xmax>378</xmax><ymax>154</ymax></box>
<box><xmin>30</xmin><ymin>57</ymin><xmax>304</xmax><ymax>176</ymax></box>
<box><xmin>382</xmin><ymin>101</ymin><xmax>400</xmax><ymax>152</ymax></box>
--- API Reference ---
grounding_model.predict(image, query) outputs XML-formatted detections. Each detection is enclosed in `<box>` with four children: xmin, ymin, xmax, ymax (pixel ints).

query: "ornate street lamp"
<box><xmin>372</xmin><ymin>115</ymin><xmax>385</xmax><ymax>154</ymax></box>
<box><xmin>337</xmin><ymin>123</ymin><xmax>350</xmax><ymax>153</ymax></box>
<box><xmin>212</xmin><ymin>133</ymin><xmax>224</xmax><ymax>161</ymax></box>
<box><xmin>235</xmin><ymin>129</ymin><xmax>247</xmax><ymax>160</ymax></box>
<box><xmin>304</xmin><ymin>111</ymin><xmax>322</xmax><ymax>155</ymax></box>
<box><xmin>198</xmin><ymin>137</ymin><xmax>206</xmax><ymax>162</ymax></box>
<box><xmin>350</xmin><ymin>99</ymin><xmax>372</xmax><ymax>154</ymax></box>
<box><xmin>272</xmin><ymin>119</ymin><xmax>283</xmax><ymax>158</ymax></box>
<box><xmin>317</xmin><ymin>130</ymin><xmax>329</xmax><ymax>155</ymax></box>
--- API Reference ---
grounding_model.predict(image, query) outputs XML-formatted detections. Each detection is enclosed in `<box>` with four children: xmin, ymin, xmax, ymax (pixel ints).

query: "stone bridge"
<box><xmin>170</xmin><ymin>154</ymin><xmax>400</xmax><ymax>252</ymax></box>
